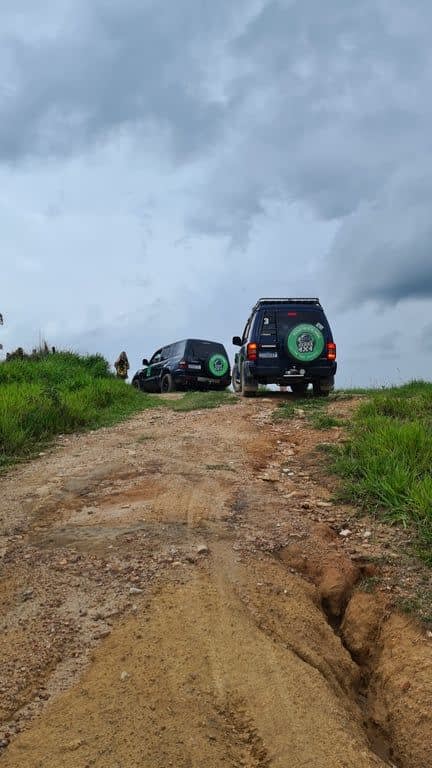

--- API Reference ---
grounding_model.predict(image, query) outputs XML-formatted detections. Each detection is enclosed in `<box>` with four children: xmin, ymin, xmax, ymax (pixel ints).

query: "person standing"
<box><xmin>114</xmin><ymin>351</ymin><xmax>130</xmax><ymax>380</ymax></box>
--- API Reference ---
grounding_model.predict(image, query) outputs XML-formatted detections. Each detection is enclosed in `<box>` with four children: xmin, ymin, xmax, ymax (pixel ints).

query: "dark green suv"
<box><xmin>132</xmin><ymin>339</ymin><xmax>231</xmax><ymax>393</ymax></box>
<box><xmin>232</xmin><ymin>298</ymin><xmax>337</xmax><ymax>396</ymax></box>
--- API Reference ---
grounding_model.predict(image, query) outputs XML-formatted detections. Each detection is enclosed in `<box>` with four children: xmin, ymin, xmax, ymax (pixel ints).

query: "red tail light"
<box><xmin>247</xmin><ymin>342</ymin><xmax>258</xmax><ymax>361</ymax></box>
<box><xmin>179</xmin><ymin>360</ymin><xmax>188</xmax><ymax>369</ymax></box>
<box><xmin>327</xmin><ymin>342</ymin><xmax>336</xmax><ymax>361</ymax></box>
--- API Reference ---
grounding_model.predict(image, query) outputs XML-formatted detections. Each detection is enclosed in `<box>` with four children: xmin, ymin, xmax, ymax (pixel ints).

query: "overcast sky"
<box><xmin>1</xmin><ymin>0</ymin><xmax>431</xmax><ymax>386</ymax></box>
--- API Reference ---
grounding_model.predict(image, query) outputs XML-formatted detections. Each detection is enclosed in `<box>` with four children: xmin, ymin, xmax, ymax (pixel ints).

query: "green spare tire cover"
<box><xmin>287</xmin><ymin>324</ymin><xmax>325</xmax><ymax>362</ymax></box>
<box><xmin>208</xmin><ymin>354</ymin><xmax>229</xmax><ymax>377</ymax></box>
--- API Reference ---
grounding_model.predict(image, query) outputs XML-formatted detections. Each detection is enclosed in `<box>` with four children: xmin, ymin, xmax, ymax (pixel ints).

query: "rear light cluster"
<box><xmin>327</xmin><ymin>342</ymin><xmax>336</xmax><ymax>361</ymax></box>
<box><xmin>247</xmin><ymin>342</ymin><xmax>258</xmax><ymax>361</ymax></box>
<box><xmin>179</xmin><ymin>360</ymin><xmax>188</xmax><ymax>369</ymax></box>
<box><xmin>247</xmin><ymin>341</ymin><xmax>335</xmax><ymax>361</ymax></box>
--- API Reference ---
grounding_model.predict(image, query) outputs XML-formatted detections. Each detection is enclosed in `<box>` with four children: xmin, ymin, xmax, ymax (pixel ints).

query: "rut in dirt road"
<box><xmin>0</xmin><ymin>395</ymin><xmax>431</xmax><ymax>767</ymax></box>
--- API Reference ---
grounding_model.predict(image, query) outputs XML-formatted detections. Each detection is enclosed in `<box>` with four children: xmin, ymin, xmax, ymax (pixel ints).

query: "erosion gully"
<box><xmin>0</xmin><ymin>394</ymin><xmax>431</xmax><ymax>767</ymax></box>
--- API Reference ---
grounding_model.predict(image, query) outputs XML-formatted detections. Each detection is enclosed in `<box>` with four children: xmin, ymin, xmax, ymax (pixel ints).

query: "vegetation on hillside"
<box><xmin>333</xmin><ymin>381</ymin><xmax>432</xmax><ymax>562</ymax></box>
<box><xmin>0</xmin><ymin>351</ymin><xmax>159</xmax><ymax>467</ymax></box>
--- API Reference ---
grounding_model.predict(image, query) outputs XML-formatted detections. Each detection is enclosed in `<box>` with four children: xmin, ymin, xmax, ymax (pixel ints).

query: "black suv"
<box><xmin>232</xmin><ymin>298</ymin><xmax>337</xmax><ymax>396</ymax></box>
<box><xmin>132</xmin><ymin>339</ymin><xmax>231</xmax><ymax>393</ymax></box>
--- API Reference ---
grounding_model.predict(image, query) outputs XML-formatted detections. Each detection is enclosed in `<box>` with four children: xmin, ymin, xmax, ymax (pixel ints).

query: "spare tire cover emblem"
<box><xmin>208</xmin><ymin>354</ymin><xmax>229</xmax><ymax>377</ymax></box>
<box><xmin>287</xmin><ymin>324</ymin><xmax>325</xmax><ymax>362</ymax></box>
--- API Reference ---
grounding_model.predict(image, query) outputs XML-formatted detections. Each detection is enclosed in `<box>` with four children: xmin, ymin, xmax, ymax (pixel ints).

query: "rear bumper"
<box><xmin>243</xmin><ymin>360</ymin><xmax>337</xmax><ymax>384</ymax></box>
<box><xmin>172</xmin><ymin>370</ymin><xmax>231</xmax><ymax>389</ymax></box>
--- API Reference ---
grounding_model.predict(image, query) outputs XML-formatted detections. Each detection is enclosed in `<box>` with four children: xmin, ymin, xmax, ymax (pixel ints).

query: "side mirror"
<box><xmin>232</xmin><ymin>336</ymin><xmax>242</xmax><ymax>347</ymax></box>
<box><xmin>142</xmin><ymin>358</ymin><xmax>149</xmax><ymax>366</ymax></box>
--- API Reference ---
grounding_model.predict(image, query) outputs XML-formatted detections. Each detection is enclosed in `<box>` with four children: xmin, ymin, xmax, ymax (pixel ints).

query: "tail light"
<box><xmin>179</xmin><ymin>360</ymin><xmax>188</xmax><ymax>369</ymax></box>
<box><xmin>327</xmin><ymin>342</ymin><xmax>336</xmax><ymax>361</ymax></box>
<box><xmin>247</xmin><ymin>342</ymin><xmax>258</xmax><ymax>361</ymax></box>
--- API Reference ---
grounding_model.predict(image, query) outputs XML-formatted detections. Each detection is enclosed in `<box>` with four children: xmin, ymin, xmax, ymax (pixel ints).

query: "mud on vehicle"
<box><xmin>232</xmin><ymin>298</ymin><xmax>337</xmax><ymax>397</ymax></box>
<box><xmin>132</xmin><ymin>339</ymin><xmax>231</xmax><ymax>393</ymax></box>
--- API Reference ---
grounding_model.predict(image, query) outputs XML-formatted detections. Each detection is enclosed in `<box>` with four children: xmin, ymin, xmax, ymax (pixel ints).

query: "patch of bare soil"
<box><xmin>0</xmin><ymin>394</ymin><xmax>431</xmax><ymax>767</ymax></box>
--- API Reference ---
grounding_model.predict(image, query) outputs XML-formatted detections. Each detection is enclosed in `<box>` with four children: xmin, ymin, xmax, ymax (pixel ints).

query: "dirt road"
<box><xmin>0</xmin><ymin>395</ymin><xmax>431</xmax><ymax>767</ymax></box>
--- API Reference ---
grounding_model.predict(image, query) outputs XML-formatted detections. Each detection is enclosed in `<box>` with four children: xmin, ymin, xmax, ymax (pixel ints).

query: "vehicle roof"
<box><xmin>251</xmin><ymin>297</ymin><xmax>323</xmax><ymax>313</ymax></box>
<box><xmin>160</xmin><ymin>338</ymin><xmax>226</xmax><ymax>348</ymax></box>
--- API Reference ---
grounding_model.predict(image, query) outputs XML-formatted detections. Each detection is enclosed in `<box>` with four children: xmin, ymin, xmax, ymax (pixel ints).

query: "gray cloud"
<box><xmin>420</xmin><ymin>323</ymin><xmax>432</xmax><ymax>352</ymax></box>
<box><xmin>0</xmin><ymin>0</ymin><xmax>242</xmax><ymax>162</ymax></box>
<box><xmin>2</xmin><ymin>0</ymin><xmax>432</xmax><ymax>382</ymax></box>
<box><xmin>193</xmin><ymin>0</ymin><xmax>432</xmax><ymax>301</ymax></box>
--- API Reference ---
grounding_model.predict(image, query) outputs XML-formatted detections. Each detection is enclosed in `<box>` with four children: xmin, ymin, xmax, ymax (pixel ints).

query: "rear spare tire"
<box><xmin>208</xmin><ymin>353</ymin><xmax>229</xmax><ymax>378</ymax></box>
<box><xmin>287</xmin><ymin>324</ymin><xmax>325</xmax><ymax>363</ymax></box>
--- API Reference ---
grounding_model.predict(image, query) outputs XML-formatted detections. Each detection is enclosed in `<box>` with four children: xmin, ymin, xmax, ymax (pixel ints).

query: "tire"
<box><xmin>232</xmin><ymin>366</ymin><xmax>241</xmax><ymax>393</ymax></box>
<box><xmin>312</xmin><ymin>379</ymin><xmax>332</xmax><ymax>397</ymax></box>
<box><xmin>132</xmin><ymin>378</ymin><xmax>141</xmax><ymax>391</ymax></box>
<box><xmin>207</xmin><ymin>353</ymin><xmax>230</xmax><ymax>378</ymax></box>
<box><xmin>240</xmin><ymin>364</ymin><xmax>258</xmax><ymax>398</ymax></box>
<box><xmin>291</xmin><ymin>383</ymin><xmax>308</xmax><ymax>396</ymax></box>
<box><xmin>287</xmin><ymin>324</ymin><xmax>325</xmax><ymax>362</ymax></box>
<box><xmin>160</xmin><ymin>373</ymin><xmax>175</xmax><ymax>393</ymax></box>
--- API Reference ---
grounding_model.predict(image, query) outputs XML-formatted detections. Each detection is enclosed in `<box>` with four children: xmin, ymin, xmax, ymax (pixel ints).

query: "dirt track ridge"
<box><xmin>0</xmin><ymin>395</ymin><xmax>431</xmax><ymax>767</ymax></box>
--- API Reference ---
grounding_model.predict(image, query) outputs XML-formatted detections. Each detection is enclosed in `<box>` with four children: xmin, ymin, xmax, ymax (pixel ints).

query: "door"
<box><xmin>145</xmin><ymin>349</ymin><xmax>165</xmax><ymax>392</ymax></box>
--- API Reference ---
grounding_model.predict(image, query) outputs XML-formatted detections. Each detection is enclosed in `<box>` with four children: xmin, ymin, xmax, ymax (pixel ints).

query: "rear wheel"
<box><xmin>240</xmin><ymin>364</ymin><xmax>258</xmax><ymax>397</ymax></box>
<box><xmin>132</xmin><ymin>378</ymin><xmax>141</xmax><ymax>390</ymax></box>
<box><xmin>312</xmin><ymin>378</ymin><xmax>333</xmax><ymax>397</ymax></box>
<box><xmin>232</xmin><ymin>365</ymin><xmax>241</xmax><ymax>393</ymax></box>
<box><xmin>160</xmin><ymin>373</ymin><xmax>175</xmax><ymax>393</ymax></box>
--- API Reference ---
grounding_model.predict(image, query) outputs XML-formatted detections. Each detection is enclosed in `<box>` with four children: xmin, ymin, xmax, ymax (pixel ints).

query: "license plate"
<box><xmin>198</xmin><ymin>376</ymin><xmax>212</xmax><ymax>382</ymax></box>
<box><xmin>283</xmin><ymin>371</ymin><xmax>305</xmax><ymax>377</ymax></box>
<box><xmin>189</xmin><ymin>364</ymin><xmax>201</xmax><ymax>370</ymax></box>
<box><xmin>260</xmin><ymin>352</ymin><xmax>277</xmax><ymax>358</ymax></box>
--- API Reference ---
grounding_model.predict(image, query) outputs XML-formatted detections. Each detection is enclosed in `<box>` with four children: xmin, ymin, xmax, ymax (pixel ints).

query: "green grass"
<box><xmin>273</xmin><ymin>395</ymin><xmax>326</xmax><ymax>421</ymax></box>
<box><xmin>333</xmin><ymin>380</ymin><xmax>432</xmax><ymax>561</ymax></box>
<box><xmin>166</xmin><ymin>390</ymin><xmax>237</xmax><ymax>412</ymax></box>
<box><xmin>0</xmin><ymin>353</ymin><xmax>239</xmax><ymax>468</ymax></box>
<box><xmin>311</xmin><ymin>414</ymin><xmax>344</xmax><ymax>430</ymax></box>
<box><xmin>358</xmin><ymin>575</ymin><xmax>381</xmax><ymax>593</ymax></box>
<box><xmin>0</xmin><ymin>351</ymin><xmax>160</xmax><ymax>468</ymax></box>
<box><xmin>395</xmin><ymin>591</ymin><xmax>432</xmax><ymax>625</ymax></box>
<box><xmin>273</xmin><ymin>394</ymin><xmax>340</xmax><ymax>426</ymax></box>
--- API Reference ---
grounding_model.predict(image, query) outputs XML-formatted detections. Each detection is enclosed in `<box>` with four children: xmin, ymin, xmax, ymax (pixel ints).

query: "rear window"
<box><xmin>186</xmin><ymin>340</ymin><xmax>226</xmax><ymax>359</ymax></box>
<box><xmin>259</xmin><ymin>310</ymin><xmax>330</xmax><ymax>342</ymax></box>
<box><xmin>169</xmin><ymin>341</ymin><xmax>186</xmax><ymax>357</ymax></box>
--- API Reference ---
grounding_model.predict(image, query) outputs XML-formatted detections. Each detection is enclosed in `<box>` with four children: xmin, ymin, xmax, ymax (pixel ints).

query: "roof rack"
<box><xmin>252</xmin><ymin>297</ymin><xmax>321</xmax><ymax>312</ymax></box>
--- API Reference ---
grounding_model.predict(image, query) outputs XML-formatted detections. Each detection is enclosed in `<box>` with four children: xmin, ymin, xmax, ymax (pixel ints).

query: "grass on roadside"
<box><xmin>333</xmin><ymin>380</ymin><xmax>432</xmax><ymax>562</ymax></box>
<box><xmin>273</xmin><ymin>395</ymin><xmax>326</xmax><ymax>420</ymax></box>
<box><xmin>0</xmin><ymin>351</ymin><xmax>160</xmax><ymax>468</ymax></box>
<box><xmin>310</xmin><ymin>413</ymin><xmax>345</xmax><ymax>430</ymax></box>
<box><xmin>273</xmin><ymin>394</ymin><xmax>344</xmax><ymax>429</ymax></box>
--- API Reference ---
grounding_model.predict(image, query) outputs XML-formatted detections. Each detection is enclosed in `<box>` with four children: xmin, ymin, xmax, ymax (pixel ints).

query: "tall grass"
<box><xmin>334</xmin><ymin>380</ymin><xmax>432</xmax><ymax>561</ymax></box>
<box><xmin>0</xmin><ymin>352</ymin><xmax>158</xmax><ymax>467</ymax></box>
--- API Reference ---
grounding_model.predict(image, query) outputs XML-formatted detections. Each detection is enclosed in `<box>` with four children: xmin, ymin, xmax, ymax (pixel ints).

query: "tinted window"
<box><xmin>258</xmin><ymin>310</ymin><xmax>329</xmax><ymax>340</ymax></box>
<box><xmin>150</xmin><ymin>349</ymin><xmax>163</xmax><ymax>364</ymax></box>
<box><xmin>242</xmin><ymin>319</ymin><xmax>252</xmax><ymax>343</ymax></box>
<box><xmin>186</xmin><ymin>340</ymin><xmax>226</xmax><ymax>359</ymax></box>
<box><xmin>171</xmin><ymin>341</ymin><xmax>185</xmax><ymax>357</ymax></box>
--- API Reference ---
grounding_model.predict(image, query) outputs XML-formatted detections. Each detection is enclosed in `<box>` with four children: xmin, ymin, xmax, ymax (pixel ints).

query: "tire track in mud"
<box><xmin>0</xmin><ymin>396</ymin><xmax>431</xmax><ymax>767</ymax></box>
